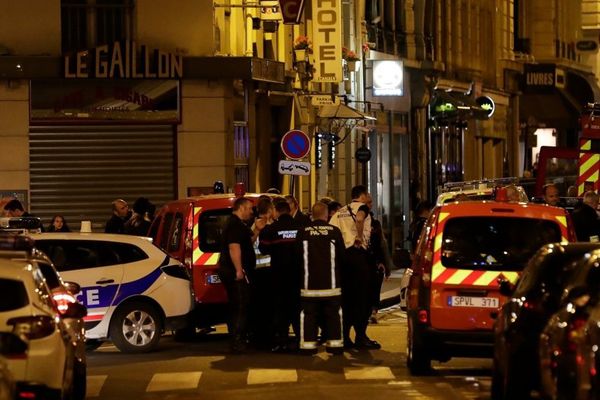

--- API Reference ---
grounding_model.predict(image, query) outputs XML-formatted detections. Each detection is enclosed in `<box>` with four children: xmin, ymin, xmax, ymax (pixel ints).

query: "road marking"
<box><xmin>387</xmin><ymin>380</ymin><xmax>412</xmax><ymax>386</ymax></box>
<box><xmin>86</xmin><ymin>375</ymin><xmax>107</xmax><ymax>397</ymax></box>
<box><xmin>146</xmin><ymin>372</ymin><xmax>203</xmax><ymax>392</ymax></box>
<box><xmin>247</xmin><ymin>368</ymin><xmax>298</xmax><ymax>385</ymax></box>
<box><xmin>344</xmin><ymin>366</ymin><xmax>395</xmax><ymax>380</ymax></box>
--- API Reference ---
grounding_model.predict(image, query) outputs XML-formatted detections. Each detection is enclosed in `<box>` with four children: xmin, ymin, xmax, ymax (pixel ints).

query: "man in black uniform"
<box><xmin>259</xmin><ymin>199</ymin><xmax>301</xmax><ymax>352</ymax></box>
<box><xmin>296</xmin><ymin>202</ymin><xmax>345</xmax><ymax>355</ymax></box>
<box><xmin>218</xmin><ymin>197</ymin><xmax>265</xmax><ymax>353</ymax></box>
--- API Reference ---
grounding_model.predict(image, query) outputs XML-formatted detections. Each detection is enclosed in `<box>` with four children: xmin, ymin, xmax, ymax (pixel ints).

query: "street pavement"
<box><xmin>86</xmin><ymin>301</ymin><xmax>493</xmax><ymax>400</ymax></box>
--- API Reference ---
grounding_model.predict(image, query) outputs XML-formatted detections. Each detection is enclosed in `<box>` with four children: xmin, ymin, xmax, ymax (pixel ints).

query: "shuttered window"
<box><xmin>29</xmin><ymin>125</ymin><xmax>175</xmax><ymax>230</ymax></box>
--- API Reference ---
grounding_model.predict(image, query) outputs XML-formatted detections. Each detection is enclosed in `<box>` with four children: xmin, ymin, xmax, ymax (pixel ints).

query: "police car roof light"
<box><xmin>0</xmin><ymin>233</ymin><xmax>35</xmax><ymax>253</ymax></box>
<box><xmin>0</xmin><ymin>217</ymin><xmax>43</xmax><ymax>231</ymax></box>
<box><xmin>495</xmin><ymin>187</ymin><xmax>509</xmax><ymax>202</ymax></box>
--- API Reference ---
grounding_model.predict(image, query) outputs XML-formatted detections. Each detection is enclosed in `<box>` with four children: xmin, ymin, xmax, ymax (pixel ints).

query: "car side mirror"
<box><xmin>0</xmin><ymin>332</ymin><xmax>28</xmax><ymax>357</ymax></box>
<box><xmin>498</xmin><ymin>279</ymin><xmax>515</xmax><ymax>297</ymax></box>
<box><xmin>64</xmin><ymin>281</ymin><xmax>81</xmax><ymax>296</ymax></box>
<box><xmin>62</xmin><ymin>301</ymin><xmax>87</xmax><ymax>319</ymax></box>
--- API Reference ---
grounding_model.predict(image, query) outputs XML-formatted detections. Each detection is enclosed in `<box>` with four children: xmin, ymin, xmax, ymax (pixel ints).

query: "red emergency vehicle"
<box><xmin>535</xmin><ymin>103</ymin><xmax>600</xmax><ymax>197</ymax></box>
<box><xmin>149</xmin><ymin>192</ymin><xmax>269</xmax><ymax>329</ymax></box>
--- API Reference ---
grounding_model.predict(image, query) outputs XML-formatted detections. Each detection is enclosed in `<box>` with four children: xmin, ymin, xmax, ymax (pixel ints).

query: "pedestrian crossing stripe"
<box><xmin>247</xmin><ymin>369</ymin><xmax>298</xmax><ymax>385</ymax></box>
<box><xmin>344</xmin><ymin>367</ymin><xmax>395</xmax><ymax>380</ymax></box>
<box><xmin>146</xmin><ymin>371</ymin><xmax>203</xmax><ymax>392</ymax></box>
<box><xmin>87</xmin><ymin>375</ymin><xmax>107</xmax><ymax>398</ymax></box>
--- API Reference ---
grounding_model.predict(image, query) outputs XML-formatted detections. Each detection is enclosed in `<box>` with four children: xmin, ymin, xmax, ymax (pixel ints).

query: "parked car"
<box><xmin>0</xmin><ymin>234</ymin><xmax>87</xmax><ymax>400</ymax></box>
<box><xmin>540</xmin><ymin>249</ymin><xmax>600</xmax><ymax>400</ymax></box>
<box><xmin>0</xmin><ymin>332</ymin><xmax>27</xmax><ymax>400</ymax></box>
<box><xmin>406</xmin><ymin>190</ymin><xmax>576</xmax><ymax>375</ymax></box>
<box><xmin>492</xmin><ymin>242</ymin><xmax>600</xmax><ymax>399</ymax></box>
<box><xmin>32</xmin><ymin>232</ymin><xmax>193</xmax><ymax>353</ymax></box>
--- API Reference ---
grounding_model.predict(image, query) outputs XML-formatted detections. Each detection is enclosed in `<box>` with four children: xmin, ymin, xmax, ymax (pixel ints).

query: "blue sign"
<box><xmin>281</xmin><ymin>130</ymin><xmax>310</xmax><ymax>160</ymax></box>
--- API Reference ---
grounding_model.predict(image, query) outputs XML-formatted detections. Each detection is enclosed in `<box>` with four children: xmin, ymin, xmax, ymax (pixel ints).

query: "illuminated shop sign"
<box><xmin>372</xmin><ymin>60</ymin><xmax>404</xmax><ymax>96</ymax></box>
<box><xmin>64</xmin><ymin>41</ymin><xmax>183</xmax><ymax>79</ymax></box>
<box><xmin>312</xmin><ymin>0</ymin><xmax>342</xmax><ymax>82</ymax></box>
<box><xmin>475</xmin><ymin>95</ymin><xmax>495</xmax><ymax>119</ymax></box>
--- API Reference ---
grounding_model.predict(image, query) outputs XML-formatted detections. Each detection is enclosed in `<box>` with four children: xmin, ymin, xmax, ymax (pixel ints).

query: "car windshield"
<box><xmin>441</xmin><ymin>217</ymin><xmax>562</xmax><ymax>271</ymax></box>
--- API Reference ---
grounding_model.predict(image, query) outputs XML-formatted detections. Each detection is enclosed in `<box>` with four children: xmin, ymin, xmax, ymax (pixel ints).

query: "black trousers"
<box><xmin>342</xmin><ymin>247</ymin><xmax>372</xmax><ymax>342</ymax></box>
<box><xmin>272</xmin><ymin>277</ymin><xmax>300</xmax><ymax>345</ymax></box>
<box><xmin>220</xmin><ymin>274</ymin><xmax>250</xmax><ymax>344</ymax></box>
<box><xmin>300</xmin><ymin>296</ymin><xmax>342</xmax><ymax>350</ymax></box>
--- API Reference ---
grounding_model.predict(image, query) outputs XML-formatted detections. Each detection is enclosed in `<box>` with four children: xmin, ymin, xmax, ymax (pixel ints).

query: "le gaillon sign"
<box><xmin>64</xmin><ymin>41</ymin><xmax>183</xmax><ymax>79</ymax></box>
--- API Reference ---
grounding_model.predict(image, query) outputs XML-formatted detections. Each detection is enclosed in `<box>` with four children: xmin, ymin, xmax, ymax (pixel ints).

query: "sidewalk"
<box><xmin>379</xmin><ymin>269</ymin><xmax>405</xmax><ymax>309</ymax></box>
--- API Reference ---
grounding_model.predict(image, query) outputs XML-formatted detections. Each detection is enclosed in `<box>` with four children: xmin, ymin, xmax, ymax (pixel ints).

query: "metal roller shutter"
<box><xmin>29</xmin><ymin>125</ymin><xmax>175</xmax><ymax>231</ymax></box>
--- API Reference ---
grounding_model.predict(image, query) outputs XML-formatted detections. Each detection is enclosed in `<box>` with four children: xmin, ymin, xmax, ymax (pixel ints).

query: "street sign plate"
<box><xmin>311</xmin><ymin>95</ymin><xmax>341</xmax><ymax>106</ymax></box>
<box><xmin>281</xmin><ymin>129</ymin><xmax>310</xmax><ymax>160</ymax></box>
<box><xmin>278</xmin><ymin>160</ymin><xmax>310</xmax><ymax>176</ymax></box>
<box><xmin>355</xmin><ymin>147</ymin><xmax>371</xmax><ymax>163</ymax></box>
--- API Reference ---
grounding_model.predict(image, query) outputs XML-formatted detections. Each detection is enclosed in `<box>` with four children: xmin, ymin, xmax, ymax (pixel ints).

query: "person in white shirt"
<box><xmin>329</xmin><ymin>185</ymin><xmax>381</xmax><ymax>350</ymax></box>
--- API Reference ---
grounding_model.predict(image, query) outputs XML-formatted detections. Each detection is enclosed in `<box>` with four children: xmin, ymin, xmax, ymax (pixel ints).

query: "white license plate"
<box><xmin>448</xmin><ymin>296</ymin><xmax>499</xmax><ymax>308</ymax></box>
<box><xmin>206</xmin><ymin>274</ymin><xmax>221</xmax><ymax>284</ymax></box>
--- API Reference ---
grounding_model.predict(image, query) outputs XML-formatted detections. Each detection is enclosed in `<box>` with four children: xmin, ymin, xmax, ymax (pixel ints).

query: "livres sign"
<box><xmin>64</xmin><ymin>41</ymin><xmax>183</xmax><ymax>79</ymax></box>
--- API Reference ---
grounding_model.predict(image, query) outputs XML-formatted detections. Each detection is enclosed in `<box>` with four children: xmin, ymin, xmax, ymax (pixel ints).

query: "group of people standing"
<box><xmin>104</xmin><ymin>197</ymin><xmax>155</xmax><ymax>236</ymax></box>
<box><xmin>217</xmin><ymin>185</ymin><xmax>393</xmax><ymax>355</ymax></box>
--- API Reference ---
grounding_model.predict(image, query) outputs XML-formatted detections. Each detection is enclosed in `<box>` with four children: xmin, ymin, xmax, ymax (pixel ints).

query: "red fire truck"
<box><xmin>534</xmin><ymin>103</ymin><xmax>600</xmax><ymax>197</ymax></box>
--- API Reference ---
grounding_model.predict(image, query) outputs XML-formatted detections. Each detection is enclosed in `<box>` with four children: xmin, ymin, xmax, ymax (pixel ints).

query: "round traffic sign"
<box><xmin>355</xmin><ymin>147</ymin><xmax>371</xmax><ymax>163</ymax></box>
<box><xmin>281</xmin><ymin>130</ymin><xmax>310</xmax><ymax>160</ymax></box>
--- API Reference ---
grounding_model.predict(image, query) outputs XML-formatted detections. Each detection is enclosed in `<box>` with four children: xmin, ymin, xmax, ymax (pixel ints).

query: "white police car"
<box><xmin>33</xmin><ymin>232</ymin><xmax>193</xmax><ymax>353</ymax></box>
<box><xmin>0</xmin><ymin>234</ymin><xmax>87</xmax><ymax>400</ymax></box>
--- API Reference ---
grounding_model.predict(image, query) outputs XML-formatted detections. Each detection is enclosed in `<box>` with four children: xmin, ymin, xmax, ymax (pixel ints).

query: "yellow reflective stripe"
<box><xmin>431</xmin><ymin>261</ymin><xmax>445</xmax><ymax>281</ymax></box>
<box><xmin>581</xmin><ymin>154</ymin><xmax>597</xmax><ymax>173</ymax></box>
<box><xmin>445</xmin><ymin>269</ymin><xmax>471</xmax><ymax>285</ymax></box>
<box><xmin>193</xmin><ymin>207</ymin><xmax>202</xmax><ymax>264</ymax></box>
<box><xmin>555</xmin><ymin>216</ymin><xmax>567</xmax><ymax>229</ymax></box>
<box><xmin>438</xmin><ymin>212</ymin><xmax>450</xmax><ymax>223</ymax></box>
<box><xmin>473</xmin><ymin>271</ymin><xmax>500</xmax><ymax>286</ymax></box>
<box><xmin>561</xmin><ymin>236</ymin><xmax>569</xmax><ymax>243</ymax></box>
<box><xmin>582</xmin><ymin>140</ymin><xmax>591</xmax><ymax>150</ymax></box>
<box><xmin>326</xmin><ymin>339</ymin><xmax>343</xmax><ymax>348</ymax></box>
<box><xmin>434</xmin><ymin>233</ymin><xmax>443</xmax><ymax>252</ymax></box>
<box><xmin>206</xmin><ymin>253</ymin><xmax>220</xmax><ymax>265</ymax></box>
<box><xmin>578</xmin><ymin>183</ymin><xmax>586</xmax><ymax>196</ymax></box>
<box><xmin>301</xmin><ymin>341</ymin><xmax>318</xmax><ymax>349</ymax></box>
<box><xmin>503</xmin><ymin>271</ymin><xmax>519</xmax><ymax>284</ymax></box>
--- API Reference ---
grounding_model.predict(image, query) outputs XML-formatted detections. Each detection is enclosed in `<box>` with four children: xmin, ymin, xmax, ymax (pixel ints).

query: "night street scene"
<box><xmin>3</xmin><ymin>1</ymin><xmax>600</xmax><ymax>399</ymax></box>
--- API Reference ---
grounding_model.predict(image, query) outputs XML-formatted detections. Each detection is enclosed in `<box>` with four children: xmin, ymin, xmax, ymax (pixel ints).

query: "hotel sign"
<box><xmin>64</xmin><ymin>41</ymin><xmax>183</xmax><ymax>79</ymax></box>
<box><xmin>312</xmin><ymin>0</ymin><xmax>342</xmax><ymax>83</ymax></box>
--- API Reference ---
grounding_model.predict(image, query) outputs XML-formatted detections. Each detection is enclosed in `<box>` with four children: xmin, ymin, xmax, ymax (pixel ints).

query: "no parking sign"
<box><xmin>281</xmin><ymin>130</ymin><xmax>310</xmax><ymax>160</ymax></box>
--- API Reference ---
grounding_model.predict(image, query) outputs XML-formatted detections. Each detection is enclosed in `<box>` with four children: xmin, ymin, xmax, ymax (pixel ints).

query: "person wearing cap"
<box><xmin>105</xmin><ymin>199</ymin><xmax>130</xmax><ymax>234</ymax></box>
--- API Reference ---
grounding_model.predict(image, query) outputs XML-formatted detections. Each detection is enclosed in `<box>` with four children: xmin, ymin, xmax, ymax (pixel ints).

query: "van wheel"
<box><xmin>407</xmin><ymin>316</ymin><xmax>431</xmax><ymax>375</ymax></box>
<box><xmin>110</xmin><ymin>302</ymin><xmax>162</xmax><ymax>353</ymax></box>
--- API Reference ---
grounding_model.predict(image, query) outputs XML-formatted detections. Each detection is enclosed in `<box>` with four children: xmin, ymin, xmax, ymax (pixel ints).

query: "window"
<box><xmin>441</xmin><ymin>217</ymin><xmax>561</xmax><ymax>270</ymax></box>
<box><xmin>160</xmin><ymin>213</ymin><xmax>174</xmax><ymax>251</ymax></box>
<box><xmin>0</xmin><ymin>279</ymin><xmax>28</xmax><ymax>311</ymax></box>
<box><xmin>35</xmin><ymin>240</ymin><xmax>148</xmax><ymax>271</ymax></box>
<box><xmin>168</xmin><ymin>213</ymin><xmax>184</xmax><ymax>252</ymax></box>
<box><xmin>199</xmin><ymin>209</ymin><xmax>233</xmax><ymax>252</ymax></box>
<box><xmin>38</xmin><ymin>263</ymin><xmax>62</xmax><ymax>292</ymax></box>
<box><xmin>61</xmin><ymin>0</ymin><xmax>134</xmax><ymax>52</ymax></box>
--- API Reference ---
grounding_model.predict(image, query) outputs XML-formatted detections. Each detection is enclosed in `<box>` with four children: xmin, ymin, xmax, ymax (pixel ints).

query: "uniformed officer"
<box><xmin>259</xmin><ymin>199</ymin><xmax>301</xmax><ymax>352</ymax></box>
<box><xmin>329</xmin><ymin>185</ymin><xmax>381</xmax><ymax>349</ymax></box>
<box><xmin>217</xmin><ymin>197</ymin><xmax>265</xmax><ymax>353</ymax></box>
<box><xmin>296</xmin><ymin>202</ymin><xmax>346</xmax><ymax>354</ymax></box>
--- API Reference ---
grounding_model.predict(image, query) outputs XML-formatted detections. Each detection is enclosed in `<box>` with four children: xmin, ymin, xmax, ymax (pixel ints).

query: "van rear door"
<box><xmin>429</xmin><ymin>215</ymin><xmax>563</xmax><ymax>331</ymax></box>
